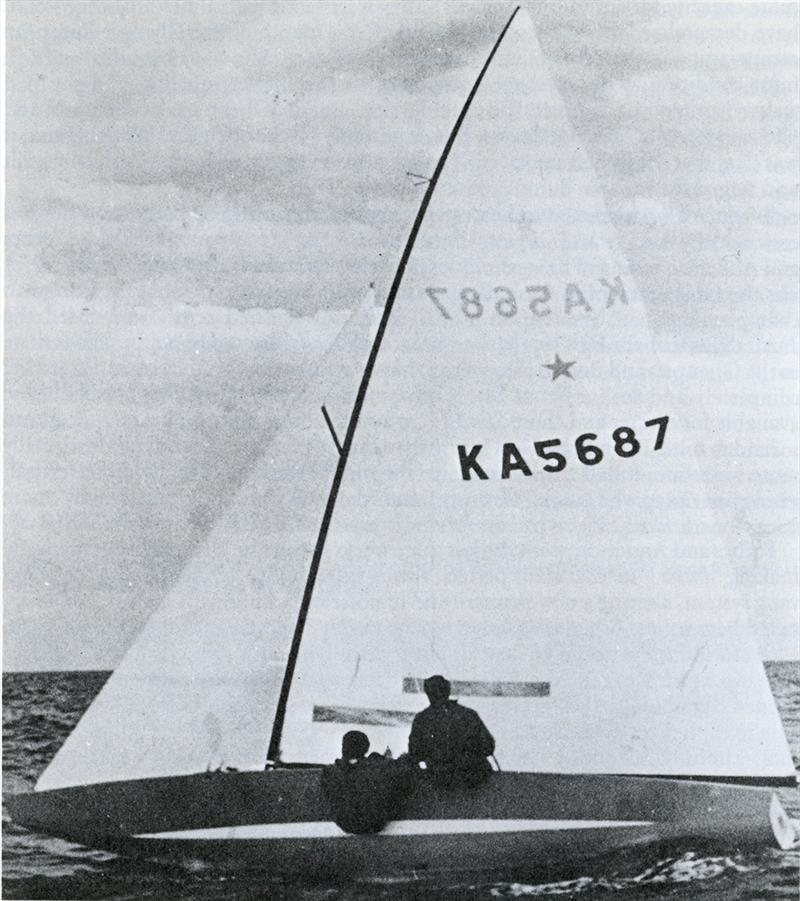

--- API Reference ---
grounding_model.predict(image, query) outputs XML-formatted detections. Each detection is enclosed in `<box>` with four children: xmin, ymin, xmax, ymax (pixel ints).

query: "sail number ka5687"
<box><xmin>457</xmin><ymin>416</ymin><xmax>669</xmax><ymax>480</ymax></box>
<box><xmin>425</xmin><ymin>277</ymin><xmax>627</xmax><ymax>320</ymax></box>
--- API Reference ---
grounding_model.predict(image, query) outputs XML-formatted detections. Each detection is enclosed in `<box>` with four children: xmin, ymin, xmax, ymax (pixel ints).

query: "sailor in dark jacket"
<box><xmin>320</xmin><ymin>731</ymin><xmax>413</xmax><ymax>834</ymax></box>
<box><xmin>408</xmin><ymin>675</ymin><xmax>495</xmax><ymax>787</ymax></box>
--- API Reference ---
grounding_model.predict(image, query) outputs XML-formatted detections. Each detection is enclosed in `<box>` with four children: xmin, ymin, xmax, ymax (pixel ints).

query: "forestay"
<box><xmin>36</xmin><ymin>289</ymin><xmax>377</xmax><ymax>790</ymax></box>
<box><xmin>279</xmin><ymin>12</ymin><xmax>794</xmax><ymax>779</ymax></box>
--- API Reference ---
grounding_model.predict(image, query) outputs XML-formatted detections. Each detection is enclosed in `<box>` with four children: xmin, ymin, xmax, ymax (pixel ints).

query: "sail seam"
<box><xmin>266</xmin><ymin>6</ymin><xmax>522</xmax><ymax>764</ymax></box>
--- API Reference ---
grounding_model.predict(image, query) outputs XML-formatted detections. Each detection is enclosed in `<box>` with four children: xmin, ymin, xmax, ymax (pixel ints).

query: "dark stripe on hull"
<box><xmin>403</xmin><ymin>678</ymin><xmax>550</xmax><ymax>698</ymax></box>
<box><xmin>7</xmin><ymin>770</ymin><xmax>786</xmax><ymax>879</ymax></box>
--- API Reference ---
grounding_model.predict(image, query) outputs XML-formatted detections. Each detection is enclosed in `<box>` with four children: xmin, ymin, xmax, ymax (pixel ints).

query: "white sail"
<box><xmin>36</xmin><ymin>289</ymin><xmax>376</xmax><ymax>790</ymax></box>
<box><xmin>279</xmin><ymin>12</ymin><xmax>794</xmax><ymax>779</ymax></box>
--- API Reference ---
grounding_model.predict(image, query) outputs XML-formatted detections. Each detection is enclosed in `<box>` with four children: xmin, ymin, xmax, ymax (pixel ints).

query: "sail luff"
<box><xmin>266</xmin><ymin>7</ymin><xmax>521</xmax><ymax>764</ymax></box>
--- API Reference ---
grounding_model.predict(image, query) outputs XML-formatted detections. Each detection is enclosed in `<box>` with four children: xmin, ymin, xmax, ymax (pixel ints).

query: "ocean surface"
<box><xmin>3</xmin><ymin>665</ymin><xmax>799</xmax><ymax>900</ymax></box>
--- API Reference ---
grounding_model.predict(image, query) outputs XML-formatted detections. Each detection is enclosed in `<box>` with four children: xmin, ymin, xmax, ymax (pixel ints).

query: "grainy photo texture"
<box><xmin>4</xmin><ymin>2</ymin><xmax>799</xmax><ymax>899</ymax></box>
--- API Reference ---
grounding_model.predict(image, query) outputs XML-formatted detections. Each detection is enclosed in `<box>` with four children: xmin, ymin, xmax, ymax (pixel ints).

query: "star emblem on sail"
<box><xmin>543</xmin><ymin>354</ymin><xmax>576</xmax><ymax>381</ymax></box>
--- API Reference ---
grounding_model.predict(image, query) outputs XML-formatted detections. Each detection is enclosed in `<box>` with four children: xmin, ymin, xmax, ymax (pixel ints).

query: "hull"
<box><xmin>7</xmin><ymin>770</ymin><xmax>794</xmax><ymax>881</ymax></box>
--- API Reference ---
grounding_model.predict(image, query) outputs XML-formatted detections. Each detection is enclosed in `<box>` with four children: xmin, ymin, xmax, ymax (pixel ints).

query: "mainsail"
<box><xmin>36</xmin><ymin>289</ymin><xmax>377</xmax><ymax>790</ymax></box>
<box><xmin>278</xmin><ymin>11</ymin><xmax>794</xmax><ymax>780</ymax></box>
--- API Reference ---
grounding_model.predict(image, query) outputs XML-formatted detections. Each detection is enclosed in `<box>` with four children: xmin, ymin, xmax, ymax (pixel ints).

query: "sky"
<box><xmin>4</xmin><ymin>1</ymin><xmax>799</xmax><ymax>668</ymax></box>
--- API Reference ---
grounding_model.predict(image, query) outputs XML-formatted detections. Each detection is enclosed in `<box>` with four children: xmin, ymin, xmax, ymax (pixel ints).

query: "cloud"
<box><xmin>9</xmin><ymin>2</ymin><xmax>509</xmax><ymax>314</ymax></box>
<box><xmin>344</xmin><ymin>3</ymin><xmax>505</xmax><ymax>88</ymax></box>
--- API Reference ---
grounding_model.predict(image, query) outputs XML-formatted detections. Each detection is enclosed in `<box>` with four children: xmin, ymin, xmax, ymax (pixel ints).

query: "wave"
<box><xmin>490</xmin><ymin>852</ymin><xmax>757</xmax><ymax>896</ymax></box>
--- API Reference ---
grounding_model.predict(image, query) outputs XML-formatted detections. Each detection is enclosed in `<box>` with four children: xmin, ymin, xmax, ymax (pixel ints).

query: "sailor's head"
<box><xmin>341</xmin><ymin>730</ymin><xmax>370</xmax><ymax>760</ymax></box>
<box><xmin>423</xmin><ymin>674</ymin><xmax>451</xmax><ymax>703</ymax></box>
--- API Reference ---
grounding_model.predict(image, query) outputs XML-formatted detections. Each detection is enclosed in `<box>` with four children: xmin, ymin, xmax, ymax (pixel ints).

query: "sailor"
<box><xmin>408</xmin><ymin>675</ymin><xmax>495</xmax><ymax>787</ymax></box>
<box><xmin>320</xmin><ymin>730</ymin><xmax>413</xmax><ymax>834</ymax></box>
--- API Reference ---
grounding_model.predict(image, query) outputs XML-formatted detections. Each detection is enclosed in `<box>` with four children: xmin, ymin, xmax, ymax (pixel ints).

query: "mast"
<box><xmin>266</xmin><ymin>6</ymin><xmax>521</xmax><ymax>764</ymax></box>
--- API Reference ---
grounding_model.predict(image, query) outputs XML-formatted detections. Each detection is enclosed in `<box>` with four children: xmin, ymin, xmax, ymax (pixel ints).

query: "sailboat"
<box><xmin>9</xmin><ymin>6</ymin><xmax>797</xmax><ymax>881</ymax></box>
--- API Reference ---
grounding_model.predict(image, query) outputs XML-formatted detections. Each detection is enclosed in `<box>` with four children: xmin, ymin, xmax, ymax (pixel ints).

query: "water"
<box><xmin>3</xmin><ymin>665</ymin><xmax>799</xmax><ymax>900</ymax></box>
